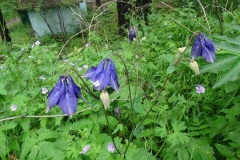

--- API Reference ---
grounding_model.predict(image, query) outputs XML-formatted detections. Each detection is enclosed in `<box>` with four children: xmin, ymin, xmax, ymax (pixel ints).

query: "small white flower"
<box><xmin>10</xmin><ymin>105</ymin><xmax>17</xmax><ymax>111</ymax></box>
<box><xmin>39</xmin><ymin>75</ymin><xmax>46</xmax><ymax>80</ymax></box>
<box><xmin>31</xmin><ymin>44</ymin><xmax>35</xmax><ymax>48</ymax></box>
<box><xmin>28</xmin><ymin>56</ymin><xmax>33</xmax><ymax>58</ymax></box>
<box><xmin>78</xmin><ymin>67</ymin><xmax>82</xmax><ymax>71</ymax></box>
<box><xmin>35</xmin><ymin>40</ymin><xmax>40</xmax><ymax>45</ymax></box>
<box><xmin>21</xmin><ymin>48</ymin><xmax>25</xmax><ymax>51</ymax></box>
<box><xmin>85</xmin><ymin>43</ymin><xmax>90</xmax><ymax>48</ymax></box>
<box><xmin>42</xmin><ymin>87</ymin><xmax>48</xmax><ymax>94</ymax></box>
<box><xmin>83</xmin><ymin>65</ymin><xmax>88</xmax><ymax>69</ymax></box>
<box><xmin>63</xmin><ymin>59</ymin><xmax>69</xmax><ymax>63</ymax></box>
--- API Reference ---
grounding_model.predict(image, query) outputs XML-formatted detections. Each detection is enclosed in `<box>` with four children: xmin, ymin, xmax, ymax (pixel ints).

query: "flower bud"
<box><xmin>178</xmin><ymin>47</ymin><xmax>186</xmax><ymax>53</ymax></box>
<box><xmin>189</xmin><ymin>60</ymin><xmax>200</xmax><ymax>75</ymax></box>
<box><xmin>100</xmin><ymin>90</ymin><xmax>110</xmax><ymax>109</ymax></box>
<box><xmin>114</xmin><ymin>107</ymin><xmax>120</xmax><ymax>116</ymax></box>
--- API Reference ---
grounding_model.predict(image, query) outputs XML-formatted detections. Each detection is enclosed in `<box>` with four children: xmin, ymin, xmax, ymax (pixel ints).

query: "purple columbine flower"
<box><xmin>80</xmin><ymin>145</ymin><xmax>90</xmax><ymax>154</ymax></box>
<box><xmin>83</xmin><ymin>58</ymin><xmax>120</xmax><ymax>92</ymax></box>
<box><xmin>195</xmin><ymin>85</ymin><xmax>205</xmax><ymax>94</ymax></box>
<box><xmin>107</xmin><ymin>143</ymin><xmax>115</xmax><ymax>153</ymax></box>
<box><xmin>42</xmin><ymin>87</ymin><xmax>48</xmax><ymax>94</ymax></box>
<box><xmin>191</xmin><ymin>33</ymin><xmax>216</xmax><ymax>63</ymax></box>
<box><xmin>10</xmin><ymin>105</ymin><xmax>17</xmax><ymax>111</ymax></box>
<box><xmin>46</xmin><ymin>76</ymin><xmax>83</xmax><ymax>117</ymax></box>
<box><xmin>128</xmin><ymin>26</ymin><xmax>137</xmax><ymax>43</ymax></box>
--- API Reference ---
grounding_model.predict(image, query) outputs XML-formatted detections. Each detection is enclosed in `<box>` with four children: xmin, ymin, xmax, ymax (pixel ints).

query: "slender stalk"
<box><xmin>0</xmin><ymin>107</ymin><xmax>92</xmax><ymax>122</ymax></box>
<box><xmin>135</xmin><ymin>32</ymin><xmax>199</xmax><ymax>131</ymax></box>
<box><xmin>155</xmin><ymin>141</ymin><xmax>166</xmax><ymax>157</ymax></box>
<box><xmin>102</xmin><ymin>105</ymin><xmax>122</xmax><ymax>155</ymax></box>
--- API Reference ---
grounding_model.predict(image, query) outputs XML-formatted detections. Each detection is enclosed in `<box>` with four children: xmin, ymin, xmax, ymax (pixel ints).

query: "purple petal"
<box><xmin>83</xmin><ymin>66</ymin><xmax>97</xmax><ymax>79</ymax></box>
<box><xmin>47</xmin><ymin>77</ymin><xmax>64</xmax><ymax>111</ymax></box>
<box><xmin>67</xmin><ymin>76</ymin><xmax>82</xmax><ymax>98</ymax></box>
<box><xmin>109</xmin><ymin>60</ymin><xmax>120</xmax><ymax>92</ymax></box>
<box><xmin>191</xmin><ymin>35</ymin><xmax>202</xmax><ymax>60</ymax></box>
<box><xmin>58</xmin><ymin>81</ymin><xmax>78</xmax><ymax>117</ymax></box>
<box><xmin>202</xmin><ymin>34</ymin><xmax>216</xmax><ymax>63</ymax></box>
<box><xmin>93</xmin><ymin>70</ymin><xmax>110</xmax><ymax>90</ymax></box>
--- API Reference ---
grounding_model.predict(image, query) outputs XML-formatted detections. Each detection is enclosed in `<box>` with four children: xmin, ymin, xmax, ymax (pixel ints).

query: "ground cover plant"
<box><xmin>0</xmin><ymin>0</ymin><xmax>240</xmax><ymax>159</ymax></box>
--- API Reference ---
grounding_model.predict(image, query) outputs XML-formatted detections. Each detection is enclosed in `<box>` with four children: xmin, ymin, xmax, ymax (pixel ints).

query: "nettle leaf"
<box><xmin>201</xmin><ymin>54</ymin><xmax>240</xmax><ymax>73</ymax></box>
<box><xmin>215</xmin><ymin>144</ymin><xmax>232</xmax><ymax>157</ymax></box>
<box><xmin>213</xmin><ymin>61</ymin><xmax>240</xmax><ymax>88</ymax></box>
<box><xmin>167</xmin><ymin>120</ymin><xmax>189</xmax><ymax>145</ymax></box>
<box><xmin>214</xmin><ymin>35</ymin><xmax>240</xmax><ymax>46</ymax></box>
<box><xmin>214</xmin><ymin>41</ymin><xmax>240</xmax><ymax>53</ymax></box>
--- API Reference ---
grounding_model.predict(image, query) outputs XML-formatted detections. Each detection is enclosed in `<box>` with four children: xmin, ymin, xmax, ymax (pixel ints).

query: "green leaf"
<box><xmin>177</xmin><ymin>146</ymin><xmax>189</xmax><ymax>160</ymax></box>
<box><xmin>214</xmin><ymin>35</ymin><xmax>240</xmax><ymax>46</ymax></box>
<box><xmin>20</xmin><ymin>137</ymin><xmax>38</xmax><ymax>160</ymax></box>
<box><xmin>0</xmin><ymin>121</ymin><xmax>17</xmax><ymax>131</ymax></box>
<box><xmin>213</xmin><ymin>61</ymin><xmax>240</xmax><ymax>88</ymax></box>
<box><xmin>98</xmin><ymin>116</ymin><xmax>118</xmax><ymax>126</ymax></box>
<box><xmin>214</xmin><ymin>41</ymin><xmax>240</xmax><ymax>53</ymax></box>
<box><xmin>215</xmin><ymin>144</ymin><xmax>232</xmax><ymax>157</ymax></box>
<box><xmin>28</xmin><ymin>145</ymin><xmax>38</xmax><ymax>160</ymax></box>
<box><xmin>0</xmin><ymin>83</ymin><xmax>7</xmax><ymax>95</ymax></box>
<box><xmin>201</xmin><ymin>54</ymin><xmax>240</xmax><ymax>73</ymax></box>
<box><xmin>167</xmin><ymin>66</ymin><xmax>176</xmax><ymax>74</ymax></box>
<box><xmin>9</xmin><ymin>139</ymin><xmax>20</xmax><ymax>151</ymax></box>
<box><xmin>167</xmin><ymin>120</ymin><xmax>189</xmax><ymax>145</ymax></box>
<box><xmin>20</xmin><ymin>119</ymin><xmax>30</xmax><ymax>132</ymax></box>
<box><xmin>134</xmin><ymin>104</ymin><xmax>146</xmax><ymax>114</ymax></box>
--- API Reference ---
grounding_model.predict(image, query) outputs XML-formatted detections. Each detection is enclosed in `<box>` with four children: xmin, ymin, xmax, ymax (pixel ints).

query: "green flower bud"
<box><xmin>100</xmin><ymin>90</ymin><xmax>110</xmax><ymax>109</ymax></box>
<box><xmin>189</xmin><ymin>60</ymin><xmax>200</xmax><ymax>75</ymax></box>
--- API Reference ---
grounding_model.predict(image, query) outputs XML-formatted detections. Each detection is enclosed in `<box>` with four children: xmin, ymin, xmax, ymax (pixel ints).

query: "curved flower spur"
<box><xmin>46</xmin><ymin>75</ymin><xmax>85</xmax><ymax>117</ymax></box>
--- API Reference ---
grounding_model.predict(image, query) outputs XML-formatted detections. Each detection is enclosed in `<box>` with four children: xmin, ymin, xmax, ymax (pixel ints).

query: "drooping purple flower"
<box><xmin>191</xmin><ymin>33</ymin><xmax>216</xmax><ymax>63</ymax></box>
<box><xmin>83</xmin><ymin>58</ymin><xmax>120</xmax><ymax>92</ymax></box>
<box><xmin>46</xmin><ymin>76</ymin><xmax>82</xmax><ymax>117</ymax></box>
<box><xmin>80</xmin><ymin>145</ymin><xmax>90</xmax><ymax>154</ymax></box>
<box><xmin>128</xmin><ymin>26</ymin><xmax>137</xmax><ymax>43</ymax></box>
<box><xmin>195</xmin><ymin>85</ymin><xmax>205</xmax><ymax>94</ymax></box>
<box><xmin>107</xmin><ymin>143</ymin><xmax>115</xmax><ymax>153</ymax></box>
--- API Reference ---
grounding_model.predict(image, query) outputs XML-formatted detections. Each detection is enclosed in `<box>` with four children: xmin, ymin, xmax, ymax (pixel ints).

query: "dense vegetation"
<box><xmin>1</xmin><ymin>0</ymin><xmax>240</xmax><ymax>159</ymax></box>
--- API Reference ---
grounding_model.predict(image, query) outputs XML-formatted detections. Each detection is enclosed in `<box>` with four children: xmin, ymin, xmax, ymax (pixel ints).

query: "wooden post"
<box><xmin>0</xmin><ymin>9</ymin><xmax>11</xmax><ymax>43</ymax></box>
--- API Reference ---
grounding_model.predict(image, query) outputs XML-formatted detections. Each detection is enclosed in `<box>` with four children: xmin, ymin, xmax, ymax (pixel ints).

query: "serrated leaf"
<box><xmin>214</xmin><ymin>35</ymin><xmax>240</xmax><ymax>46</ymax></box>
<box><xmin>167</xmin><ymin>66</ymin><xmax>176</xmax><ymax>74</ymax></box>
<box><xmin>20</xmin><ymin>119</ymin><xmax>30</xmax><ymax>132</ymax></box>
<box><xmin>213</xmin><ymin>61</ymin><xmax>240</xmax><ymax>88</ymax></box>
<box><xmin>28</xmin><ymin>145</ymin><xmax>38</xmax><ymax>160</ymax></box>
<box><xmin>177</xmin><ymin>146</ymin><xmax>189</xmax><ymax>160</ymax></box>
<box><xmin>167</xmin><ymin>120</ymin><xmax>189</xmax><ymax>145</ymax></box>
<box><xmin>215</xmin><ymin>144</ymin><xmax>232</xmax><ymax>157</ymax></box>
<box><xmin>214</xmin><ymin>41</ymin><xmax>240</xmax><ymax>53</ymax></box>
<box><xmin>1</xmin><ymin>121</ymin><xmax>17</xmax><ymax>131</ymax></box>
<box><xmin>201</xmin><ymin>54</ymin><xmax>240</xmax><ymax>73</ymax></box>
<box><xmin>98</xmin><ymin>116</ymin><xmax>118</xmax><ymax>126</ymax></box>
<box><xmin>9</xmin><ymin>139</ymin><xmax>20</xmax><ymax>151</ymax></box>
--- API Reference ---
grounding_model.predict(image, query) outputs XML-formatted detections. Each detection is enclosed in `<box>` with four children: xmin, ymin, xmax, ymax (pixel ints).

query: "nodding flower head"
<box><xmin>83</xmin><ymin>58</ymin><xmax>120</xmax><ymax>92</ymax></box>
<box><xmin>191</xmin><ymin>33</ymin><xmax>216</xmax><ymax>63</ymax></box>
<box><xmin>128</xmin><ymin>26</ymin><xmax>138</xmax><ymax>43</ymax></box>
<box><xmin>46</xmin><ymin>76</ymin><xmax>82</xmax><ymax>117</ymax></box>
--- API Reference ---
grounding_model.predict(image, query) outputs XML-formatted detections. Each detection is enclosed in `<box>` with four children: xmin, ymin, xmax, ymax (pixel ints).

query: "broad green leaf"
<box><xmin>177</xmin><ymin>146</ymin><xmax>189</xmax><ymax>160</ymax></box>
<box><xmin>0</xmin><ymin>83</ymin><xmax>7</xmax><ymax>95</ymax></box>
<box><xmin>28</xmin><ymin>145</ymin><xmax>38</xmax><ymax>160</ymax></box>
<box><xmin>201</xmin><ymin>54</ymin><xmax>240</xmax><ymax>73</ymax></box>
<box><xmin>9</xmin><ymin>139</ymin><xmax>20</xmax><ymax>151</ymax></box>
<box><xmin>0</xmin><ymin>121</ymin><xmax>17</xmax><ymax>131</ymax></box>
<box><xmin>214</xmin><ymin>35</ymin><xmax>240</xmax><ymax>46</ymax></box>
<box><xmin>98</xmin><ymin>116</ymin><xmax>118</xmax><ymax>126</ymax></box>
<box><xmin>215</xmin><ymin>144</ymin><xmax>232</xmax><ymax>157</ymax></box>
<box><xmin>214</xmin><ymin>41</ymin><xmax>240</xmax><ymax>54</ymax></box>
<box><xmin>167</xmin><ymin>66</ymin><xmax>176</xmax><ymax>74</ymax></box>
<box><xmin>134</xmin><ymin>104</ymin><xmax>146</xmax><ymax>114</ymax></box>
<box><xmin>213</xmin><ymin>61</ymin><xmax>240</xmax><ymax>88</ymax></box>
<box><xmin>167</xmin><ymin>120</ymin><xmax>189</xmax><ymax>145</ymax></box>
<box><xmin>20</xmin><ymin>137</ymin><xmax>38</xmax><ymax>160</ymax></box>
<box><xmin>20</xmin><ymin>119</ymin><xmax>30</xmax><ymax>132</ymax></box>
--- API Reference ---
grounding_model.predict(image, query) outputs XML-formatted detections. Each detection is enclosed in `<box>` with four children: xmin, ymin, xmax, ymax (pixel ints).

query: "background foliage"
<box><xmin>0</xmin><ymin>0</ymin><xmax>240</xmax><ymax>159</ymax></box>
